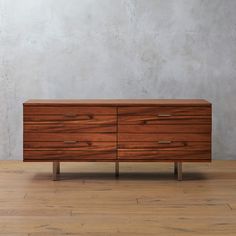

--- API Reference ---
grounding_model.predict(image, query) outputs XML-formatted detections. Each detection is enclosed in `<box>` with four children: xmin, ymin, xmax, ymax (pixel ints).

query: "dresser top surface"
<box><xmin>24</xmin><ymin>99</ymin><xmax>211</xmax><ymax>106</ymax></box>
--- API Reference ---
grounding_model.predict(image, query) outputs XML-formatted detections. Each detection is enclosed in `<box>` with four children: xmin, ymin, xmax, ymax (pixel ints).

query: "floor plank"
<box><xmin>0</xmin><ymin>160</ymin><xmax>236</xmax><ymax>235</ymax></box>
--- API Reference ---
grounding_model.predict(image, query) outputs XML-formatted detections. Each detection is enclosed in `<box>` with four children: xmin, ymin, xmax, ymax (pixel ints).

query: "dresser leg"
<box><xmin>174</xmin><ymin>162</ymin><xmax>178</xmax><ymax>176</ymax></box>
<box><xmin>57</xmin><ymin>162</ymin><xmax>60</xmax><ymax>174</ymax></box>
<box><xmin>177</xmin><ymin>162</ymin><xmax>182</xmax><ymax>181</ymax></box>
<box><xmin>53</xmin><ymin>161</ymin><xmax>60</xmax><ymax>181</ymax></box>
<box><xmin>115</xmin><ymin>161</ymin><xmax>119</xmax><ymax>177</ymax></box>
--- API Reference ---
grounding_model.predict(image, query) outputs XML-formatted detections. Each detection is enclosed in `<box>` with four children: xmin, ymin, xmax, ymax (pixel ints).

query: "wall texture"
<box><xmin>0</xmin><ymin>0</ymin><xmax>236</xmax><ymax>160</ymax></box>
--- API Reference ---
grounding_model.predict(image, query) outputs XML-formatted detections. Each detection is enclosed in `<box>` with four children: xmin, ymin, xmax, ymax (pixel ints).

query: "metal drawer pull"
<box><xmin>157</xmin><ymin>114</ymin><xmax>172</xmax><ymax>117</ymax></box>
<box><xmin>64</xmin><ymin>114</ymin><xmax>92</xmax><ymax>120</ymax></box>
<box><xmin>158</xmin><ymin>141</ymin><xmax>172</xmax><ymax>144</ymax></box>
<box><xmin>63</xmin><ymin>141</ymin><xmax>77</xmax><ymax>144</ymax></box>
<box><xmin>64</xmin><ymin>114</ymin><xmax>77</xmax><ymax>117</ymax></box>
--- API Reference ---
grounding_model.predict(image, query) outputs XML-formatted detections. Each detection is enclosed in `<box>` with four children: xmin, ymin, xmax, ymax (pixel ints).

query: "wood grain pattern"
<box><xmin>24</xmin><ymin>115</ymin><xmax>116</xmax><ymax>123</ymax></box>
<box><xmin>118</xmin><ymin>141</ymin><xmax>211</xmax><ymax>150</ymax></box>
<box><xmin>118</xmin><ymin>106</ymin><xmax>211</xmax><ymax>116</ymax></box>
<box><xmin>118</xmin><ymin>150</ymin><xmax>211</xmax><ymax>161</ymax></box>
<box><xmin>24</xmin><ymin>133</ymin><xmax>116</xmax><ymax>142</ymax></box>
<box><xmin>118</xmin><ymin>124</ymin><xmax>211</xmax><ymax>133</ymax></box>
<box><xmin>118</xmin><ymin>133</ymin><xmax>211</xmax><ymax>142</ymax></box>
<box><xmin>24</xmin><ymin>141</ymin><xmax>116</xmax><ymax>150</ymax></box>
<box><xmin>24</xmin><ymin>106</ymin><xmax>116</xmax><ymax>115</ymax></box>
<box><xmin>24</xmin><ymin>150</ymin><xmax>116</xmax><ymax>161</ymax></box>
<box><xmin>24</xmin><ymin>99</ymin><xmax>211</xmax><ymax>106</ymax></box>
<box><xmin>23</xmin><ymin>99</ymin><xmax>212</xmax><ymax>164</ymax></box>
<box><xmin>118</xmin><ymin>115</ymin><xmax>211</xmax><ymax>124</ymax></box>
<box><xmin>24</xmin><ymin>123</ymin><xmax>116</xmax><ymax>133</ymax></box>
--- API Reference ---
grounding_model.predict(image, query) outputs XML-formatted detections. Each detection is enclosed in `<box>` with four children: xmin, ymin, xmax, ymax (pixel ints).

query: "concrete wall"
<box><xmin>0</xmin><ymin>0</ymin><xmax>236</xmax><ymax>160</ymax></box>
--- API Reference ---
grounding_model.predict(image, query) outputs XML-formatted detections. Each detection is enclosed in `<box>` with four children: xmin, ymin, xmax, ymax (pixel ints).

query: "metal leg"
<box><xmin>115</xmin><ymin>161</ymin><xmax>119</xmax><ymax>177</ymax></box>
<box><xmin>174</xmin><ymin>162</ymin><xmax>178</xmax><ymax>176</ymax></box>
<box><xmin>177</xmin><ymin>162</ymin><xmax>182</xmax><ymax>181</ymax></box>
<box><xmin>53</xmin><ymin>161</ymin><xmax>60</xmax><ymax>181</ymax></box>
<box><xmin>57</xmin><ymin>162</ymin><xmax>60</xmax><ymax>174</ymax></box>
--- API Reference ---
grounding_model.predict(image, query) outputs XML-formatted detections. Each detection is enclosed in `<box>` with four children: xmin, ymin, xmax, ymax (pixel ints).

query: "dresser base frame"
<box><xmin>52</xmin><ymin>161</ymin><xmax>183</xmax><ymax>181</ymax></box>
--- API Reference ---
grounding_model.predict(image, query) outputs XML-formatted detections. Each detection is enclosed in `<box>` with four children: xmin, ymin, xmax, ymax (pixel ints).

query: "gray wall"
<box><xmin>0</xmin><ymin>0</ymin><xmax>236</xmax><ymax>160</ymax></box>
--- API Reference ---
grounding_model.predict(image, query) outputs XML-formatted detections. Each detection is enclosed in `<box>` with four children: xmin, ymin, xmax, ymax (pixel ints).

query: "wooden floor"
<box><xmin>0</xmin><ymin>161</ymin><xmax>236</xmax><ymax>235</ymax></box>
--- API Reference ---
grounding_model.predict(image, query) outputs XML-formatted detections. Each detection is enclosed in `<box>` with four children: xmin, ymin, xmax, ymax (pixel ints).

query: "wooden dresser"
<box><xmin>23</xmin><ymin>99</ymin><xmax>212</xmax><ymax>180</ymax></box>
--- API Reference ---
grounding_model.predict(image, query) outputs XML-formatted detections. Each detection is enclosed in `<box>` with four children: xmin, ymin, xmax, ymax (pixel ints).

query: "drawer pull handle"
<box><xmin>63</xmin><ymin>141</ymin><xmax>77</xmax><ymax>144</ymax></box>
<box><xmin>64</xmin><ymin>114</ymin><xmax>93</xmax><ymax>120</ymax></box>
<box><xmin>158</xmin><ymin>141</ymin><xmax>172</xmax><ymax>144</ymax></box>
<box><xmin>157</xmin><ymin>114</ymin><xmax>172</xmax><ymax>117</ymax></box>
<box><xmin>64</xmin><ymin>114</ymin><xmax>78</xmax><ymax>117</ymax></box>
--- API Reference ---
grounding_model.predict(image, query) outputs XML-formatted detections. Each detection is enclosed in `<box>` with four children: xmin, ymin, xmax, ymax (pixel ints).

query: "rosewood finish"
<box><xmin>23</xmin><ymin>99</ymin><xmax>212</xmax><ymax>180</ymax></box>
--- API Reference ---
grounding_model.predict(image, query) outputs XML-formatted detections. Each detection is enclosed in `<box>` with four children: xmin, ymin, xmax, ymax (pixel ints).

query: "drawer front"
<box><xmin>24</xmin><ymin>133</ymin><xmax>116</xmax><ymax>142</ymax></box>
<box><xmin>118</xmin><ymin>106</ymin><xmax>211</xmax><ymax>116</ymax></box>
<box><xmin>24</xmin><ymin>123</ymin><xmax>116</xmax><ymax>133</ymax></box>
<box><xmin>118</xmin><ymin>105</ymin><xmax>211</xmax><ymax>162</ymax></box>
<box><xmin>23</xmin><ymin>105</ymin><xmax>117</xmax><ymax>161</ymax></box>
<box><xmin>118</xmin><ymin>106</ymin><xmax>211</xmax><ymax>125</ymax></box>
<box><xmin>24</xmin><ymin>106</ymin><xmax>116</xmax><ymax>115</ymax></box>
<box><xmin>24</xmin><ymin>150</ymin><xmax>116</xmax><ymax>161</ymax></box>
<box><xmin>118</xmin><ymin>115</ymin><xmax>211</xmax><ymax>125</ymax></box>
<box><xmin>24</xmin><ymin>141</ymin><xmax>116</xmax><ymax>151</ymax></box>
<box><xmin>118</xmin><ymin>124</ymin><xmax>211</xmax><ymax>133</ymax></box>
<box><xmin>118</xmin><ymin>133</ymin><xmax>211</xmax><ymax>142</ymax></box>
<box><xmin>24</xmin><ymin>115</ymin><xmax>116</xmax><ymax>123</ymax></box>
<box><xmin>118</xmin><ymin>150</ymin><xmax>211</xmax><ymax>161</ymax></box>
<box><xmin>118</xmin><ymin>141</ymin><xmax>211</xmax><ymax>151</ymax></box>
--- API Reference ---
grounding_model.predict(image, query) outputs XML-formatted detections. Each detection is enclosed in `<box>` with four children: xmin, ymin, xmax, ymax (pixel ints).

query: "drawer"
<box><xmin>24</xmin><ymin>133</ymin><xmax>116</xmax><ymax>142</ymax></box>
<box><xmin>24</xmin><ymin>115</ymin><xmax>116</xmax><ymax>123</ymax></box>
<box><xmin>118</xmin><ymin>115</ymin><xmax>211</xmax><ymax>125</ymax></box>
<box><xmin>24</xmin><ymin>106</ymin><xmax>116</xmax><ymax>115</ymax></box>
<box><xmin>24</xmin><ymin>123</ymin><xmax>116</xmax><ymax>133</ymax></box>
<box><xmin>24</xmin><ymin>141</ymin><xmax>116</xmax><ymax>151</ymax></box>
<box><xmin>118</xmin><ymin>124</ymin><xmax>211</xmax><ymax>133</ymax></box>
<box><xmin>118</xmin><ymin>133</ymin><xmax>211</xmax><ymax>142</ymax></box>
<box><xmin>118</xmin><ymin>106</ymin><xmax>211</xmax><ymax>116</ymax></box>
<box><xmin>118</xmin><ymin>141</ymin><xmax>211</xmax><ymax>151</ymax></box>
<box><xmin>118</xmin><ymin>150</ymin><xmax>211</xmax><ymax>161</ymax></box>
<box><xmin>24</xmin><ymin>150</ymin><xmax>116</xmax><ymax>161</ymax></box>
